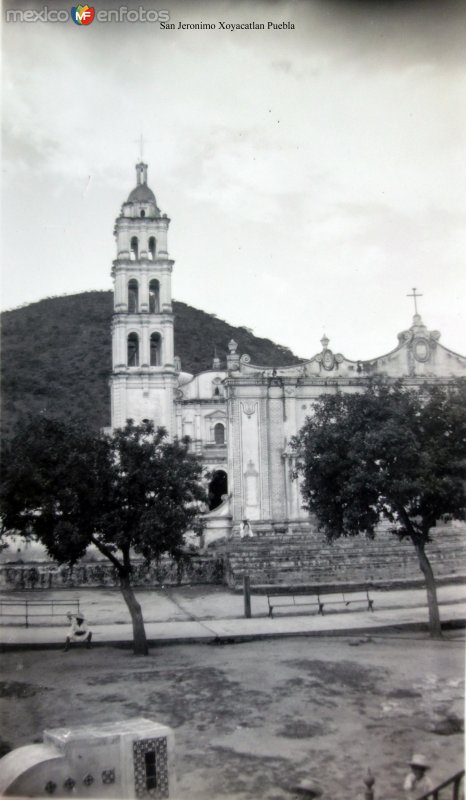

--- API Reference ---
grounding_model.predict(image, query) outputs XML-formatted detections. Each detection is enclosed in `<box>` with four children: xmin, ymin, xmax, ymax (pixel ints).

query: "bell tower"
<box><xmin>110</xmin><ymin>163</ymin><xmax>177</xmax><ymax>433</ymax></box>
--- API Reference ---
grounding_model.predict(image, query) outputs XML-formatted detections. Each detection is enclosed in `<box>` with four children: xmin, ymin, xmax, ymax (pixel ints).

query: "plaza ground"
<box><xmin>0</xmin><ymin>584</ymin><xmax>464</xmax><ymax>799</ymax></box>
<box><xmin>0</xmin><ymin>632</ymin><xmax>464</xmax><ymax>800</ymax></box>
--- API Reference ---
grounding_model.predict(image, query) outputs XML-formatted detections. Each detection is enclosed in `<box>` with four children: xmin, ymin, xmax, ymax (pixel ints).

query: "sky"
<box><xmin>2</xmin><ymin>0</ymin><xmax>465</xmax><ymax>361</ymax></box>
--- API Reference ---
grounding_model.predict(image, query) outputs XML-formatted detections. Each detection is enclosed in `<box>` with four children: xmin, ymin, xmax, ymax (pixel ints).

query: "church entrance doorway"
<box><xmin>208</xmin><ymin>470</ymin><xmax>228</xmax><ymax>511</ymax></box>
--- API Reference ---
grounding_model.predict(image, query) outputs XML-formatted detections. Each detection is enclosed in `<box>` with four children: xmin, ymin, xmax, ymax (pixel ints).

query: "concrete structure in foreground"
<box><xmin>0</xmin><ymin>718</ymin><xmax>175</xmax><ymax>798</ymax></box>
<box><xmin>110</xmin><ymin>163</ymin><xmax>466</xmax><ymax>546</ymax></box>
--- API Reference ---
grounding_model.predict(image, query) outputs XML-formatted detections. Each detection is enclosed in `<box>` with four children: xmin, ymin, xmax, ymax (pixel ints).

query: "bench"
<box><xmin>0</xmin><ymin>598</ymin><xmax>81</xmax><ymax>628</ymax></box>
<box><xmin>265</xmin><ymin>585</ymin><xmax>374</xmax><ymax>618</ymax></box>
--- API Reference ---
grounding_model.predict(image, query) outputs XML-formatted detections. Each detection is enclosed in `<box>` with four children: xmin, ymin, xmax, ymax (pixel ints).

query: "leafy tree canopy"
<box><xmin>0</xmin><ymin>417</ymin><xmax>207</xmax><ymax>653</ymax></box>
<box><xmin>291</xmin><ymin>380</ymin><xmax>466</xmax><ymax>636</ymax></box>
<box><xmin>292</xmin><ymin>380</ymin><xmax>466</xmax><ymax>541</ymax></box>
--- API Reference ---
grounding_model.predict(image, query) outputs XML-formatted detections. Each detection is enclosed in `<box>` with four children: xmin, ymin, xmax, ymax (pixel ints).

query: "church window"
<box><xmin>150</xmin><ymin>332</ymin><xmax>162</xmax><ymax>366</ymax></box>
<box><xmin>149</xmin><ymin>279</ymin><xmax>160</xmax><ymax>313</ymax></box>
<box><xmin>213</xmin><ymin>387</ymin><xmax>220</xmax><ymax>396</ymax></box>
<box><xmin>130</xmin><ymin>236</ymin><xmax>139</xmax><ymax>260</ymax></box>
<box><xmin>214</xmin><ymin>422</ymin><xmax>225</xmax><ymax>445</ymax></box>
<box><xmin>140</xmin><ymin>209</ymin><xmax>145</xmax><ymax>218</ymax></box>
<box><xmin>127</xmin><ymin>333</ymin><xmax>139</xmax><ymax>367</ymax></box>
<box><xmin>128</xmin><ymin>279</ymin><xmax>139</xmax><ymax>313</ymax></box>
<box><xmin>148</xmin><ymin>237</ymin><xmax>156</xmax><ymax>260</ymax></box>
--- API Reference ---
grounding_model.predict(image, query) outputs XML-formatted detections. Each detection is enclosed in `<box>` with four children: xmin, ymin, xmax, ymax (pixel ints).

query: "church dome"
<box><xmin>128</xmin><ymin>183</ymin><xmax>157</xmax><ymax>203</ymax></box>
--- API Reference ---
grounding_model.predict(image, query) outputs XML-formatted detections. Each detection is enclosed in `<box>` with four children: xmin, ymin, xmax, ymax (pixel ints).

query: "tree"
<box><xmin>0</xmin><ymin>417</ymin><xmax>207</xmax><ymax>655</ymax></box>
<box><xmin>291</xmin><ymin>380</ymin><xmax>466</xmax><ymax>637</ymax></box>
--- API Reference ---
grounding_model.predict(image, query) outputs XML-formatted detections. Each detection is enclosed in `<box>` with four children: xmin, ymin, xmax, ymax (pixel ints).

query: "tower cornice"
<box><xmin>111</xmin><ymin>259</ymin><xmax>174</xmax><ymax>279</ymax></box>
<box><xmin>115</xmin><ymin>215</ymin><xmax>170</xmax><ymax>227</ymax></box>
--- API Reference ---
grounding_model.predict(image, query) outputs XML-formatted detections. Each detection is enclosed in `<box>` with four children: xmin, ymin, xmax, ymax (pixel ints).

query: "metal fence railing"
<box><xmin>418</xmin><ymin>770</ymin><xmax>465</xmax><ymax>800</ymax></box>
<box><xmin>363</xmin><ymin>769</ymin><xmax>465</xmax><ymax>800</ymax></box>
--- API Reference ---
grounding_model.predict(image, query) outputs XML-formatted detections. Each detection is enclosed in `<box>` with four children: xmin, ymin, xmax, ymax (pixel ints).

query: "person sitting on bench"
<box><xmin>64</xmin><ymin>612</ymin><xmax>92</xmax><ymax>651</ymax></box>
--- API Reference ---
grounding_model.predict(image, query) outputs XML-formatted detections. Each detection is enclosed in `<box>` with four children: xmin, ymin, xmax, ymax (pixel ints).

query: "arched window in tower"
<box><xmin>127</xmin><ymin>333</ymin><xmax>139</xmax><ymax>367</ymax></box>
<box><xmin>149</xmin><ymin>279</ymin><xmax>160</xmax><ymax>313</ymax></box>
<box><xmin>130</xmin><ymin>236</ymin><xmax>139</xmax><ymax>260</ymax></box>
<box><xmin>148</xmin><ymin>237</ymin><xmax>156</xmax><ymax>260</ymax></box>
<box><xmin>214</xmin><ymin>422</ymin><xmax>225</xmax><ymax>445</ymax></box>
<box><xmin>128</xmin><ymin>279</ymin><xmax>139</xmax><ymax>313</ymax></box>
<box><xmin>140</xmin><ymin>209</ymin><xmax>145</xmax><ymax>218</ymax></box>
<box><xmin>150</xmin><ymin>332</ymin><xmax>162</xmax><ymax>366</ymax></box>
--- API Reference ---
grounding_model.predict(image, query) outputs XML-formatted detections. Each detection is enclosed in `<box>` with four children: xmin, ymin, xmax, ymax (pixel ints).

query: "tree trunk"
<box><xmin>119</xmin><ymin>572</ymin><xmax>149</xmax><ymax>655</ymax></box>
<box><xmin>411</xmin><ymin>537</ymin><xmax>442</xmax><ymax>638</ymax></box>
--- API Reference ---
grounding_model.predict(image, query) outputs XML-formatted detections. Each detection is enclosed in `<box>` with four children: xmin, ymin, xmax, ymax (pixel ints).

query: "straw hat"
<box><xmin>409</xmin><ymin>754</ymin><xmax>430</xmax><ymax>770</ymax></box>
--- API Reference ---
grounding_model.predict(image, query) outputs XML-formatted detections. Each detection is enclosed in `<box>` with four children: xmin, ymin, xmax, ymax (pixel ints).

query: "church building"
<box><xmin>110</xmin><ymin>163</ymin><xmax>466</xmax><ymax>546</ymax></box>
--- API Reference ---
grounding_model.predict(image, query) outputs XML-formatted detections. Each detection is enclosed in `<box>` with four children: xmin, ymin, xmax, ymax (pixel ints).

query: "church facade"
<box><xmin>110</xmin><ymin>164</ymin><xmax>466</xmax><ymax>542</ymax></box>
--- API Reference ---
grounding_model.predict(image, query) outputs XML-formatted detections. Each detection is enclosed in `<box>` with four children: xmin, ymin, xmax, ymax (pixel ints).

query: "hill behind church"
<box><xmin>1</xmin><ymin>291</ymin><xmax>301</xmax><ymax>439</ymax></box>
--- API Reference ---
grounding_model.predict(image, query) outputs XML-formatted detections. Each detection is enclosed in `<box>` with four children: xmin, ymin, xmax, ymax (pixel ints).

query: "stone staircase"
<box><xmin>215</xmin><ymin>523</ymin><xmax>466</xmax><ymax>590</ymax></box>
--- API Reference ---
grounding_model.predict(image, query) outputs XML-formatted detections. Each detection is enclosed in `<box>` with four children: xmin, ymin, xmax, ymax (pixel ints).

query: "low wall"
<box><xmin>1</xmin><ymin>523</ymin><xmax>465</xmax><ymax>591</ymax></box>
<box><xmin>0</xmin><ymin>553</ymin><xmax>224</xmax><ymax>590</ymax></box>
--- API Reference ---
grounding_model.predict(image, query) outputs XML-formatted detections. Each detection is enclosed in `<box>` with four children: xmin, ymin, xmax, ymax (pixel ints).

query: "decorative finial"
<box><xmin>321</xmin><ymin>334</ymin><xmax>329</xmax><ymax>350</ymax></box>
<box><xmin>135</xmin><ymin>161</ymin><xmax>148</xmax><ymax>186</ymax></box>
<box><xmin>407</xmin><ymin>287</ymin><xmax>423</xmax><ymax>316</ymax></box>
<box><xmin>228</xmin><ymin>339</ymin><xmax>238</xmax><ymax>354</ymax></box>
<box><xmin>212</xmin><ymin>347</ymin><xmax>221</xmax><ymax>370</ymax></box>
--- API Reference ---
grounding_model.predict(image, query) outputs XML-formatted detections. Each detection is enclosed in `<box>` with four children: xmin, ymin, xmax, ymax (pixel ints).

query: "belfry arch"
<box><xmin>150</xmin><ymin>332</ymin><xmax>162</xmax><ymax>366</ymax></box>
<box><xmin>127</xmin><ymin>332</ymin><xmax>139</xmax><ymax>366</ymax></box>
<box><xmin>130</xmin><ymin>236</ymin><xmax>139</xmax><ymax>260</ymax></box>
<box><xmin>149</xmin><ymin>279</ymin><xmax>160</xmax><ymax>313</ymax></box>
<box><xmin>128</xmin><ymin>279</ymin><xmax>139</xmax><ymax>313</ymax></box>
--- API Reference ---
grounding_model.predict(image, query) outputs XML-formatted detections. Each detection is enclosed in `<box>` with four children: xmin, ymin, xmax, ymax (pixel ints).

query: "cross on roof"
<box><xmin>134</xmin><ymin>133</ymin><xmax>153</xmax><ymax>161</ymax></box>
<box><xmin>407</xmin><ymin>287</ymin><xmax>423</xmax><ymax>315</ymax></box>
<box><xmin>134</xmin><ymin>133</ymin><xmax>145</xmax><ymax>161</ymax></box>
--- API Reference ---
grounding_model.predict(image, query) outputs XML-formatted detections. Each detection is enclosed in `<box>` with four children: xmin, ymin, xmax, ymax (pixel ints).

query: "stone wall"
<box><xmin>0</xmin><ymin>553</ymin><xmax>224</xmax><ymax>590</ymax></box>
<box><xmin>1</xmin><ymin>523</ymin><xmax>464</xmax><ymax>591</ymax></box>
<box><xmin>222</xmin><ymin>523</ymin><xmax>466</xmax><ymax>589</ymax></box>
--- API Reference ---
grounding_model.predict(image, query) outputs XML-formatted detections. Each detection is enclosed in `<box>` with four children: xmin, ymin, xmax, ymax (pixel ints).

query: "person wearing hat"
<box><xmin>64</xmin><ymin>612</ymin><xmax>92</xmax><ymax>652</ymax></box>
<box><xmin>404</xmin><ymin>754</ymin><xmax>433</xmax><ymax>798</ymax></box>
